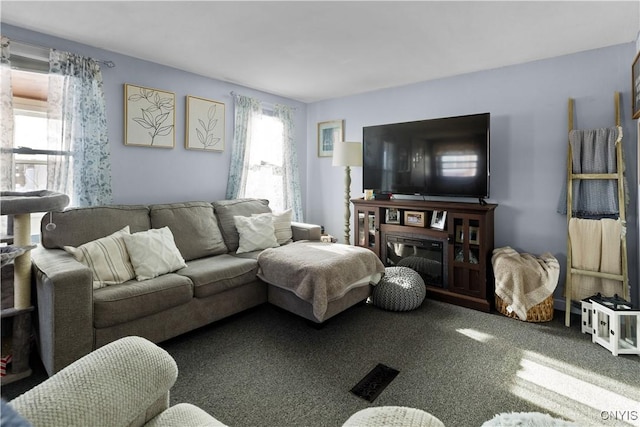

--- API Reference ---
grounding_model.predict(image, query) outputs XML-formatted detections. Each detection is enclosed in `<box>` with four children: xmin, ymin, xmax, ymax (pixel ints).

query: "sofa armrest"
<box><xmin>146</xmin><ymin>403</ymin><xmax>228</xmax><ymax>427</ymax></box>
<box><xmin>31</xmin><ymin>247</ymin><xmax>94</xmax><ymax>376</ymax></box>
<box><xmin>10</xmin><ymin>336</ymin><xmax>177</xmax><ymax>427</ymax></box>
<box><xmin>291</xmin><ymin>222</ymin><xmax>321</xmax><ymax>241</ymax></box>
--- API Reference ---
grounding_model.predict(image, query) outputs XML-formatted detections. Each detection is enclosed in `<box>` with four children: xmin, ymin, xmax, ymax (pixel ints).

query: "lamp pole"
<box><xmin>343</xmin><ymin>165</ymin><xmax>352</xmax><ymax>244</ymax></box>
<box><xmin>332</xmin><ymin>141</ymin><xmax>362</xmax><ymax>246</ymax></box>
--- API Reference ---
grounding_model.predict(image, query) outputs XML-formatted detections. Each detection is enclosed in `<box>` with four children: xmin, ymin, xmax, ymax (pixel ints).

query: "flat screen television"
<box><xmin>362</xmin><ymin>113</ymin><xmax>490</xmax><ymax>199</ymax></box>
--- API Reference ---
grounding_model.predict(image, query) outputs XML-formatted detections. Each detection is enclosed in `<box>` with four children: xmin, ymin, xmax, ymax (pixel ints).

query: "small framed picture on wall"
<box><xmin>317</xmin><ymin>120</ymin><xmax>344</xmax><ymax>157</ymax></box>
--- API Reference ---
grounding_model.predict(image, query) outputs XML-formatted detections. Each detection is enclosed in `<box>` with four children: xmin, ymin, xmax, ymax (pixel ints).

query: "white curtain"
<box><xmin>274</xmin><ymin>103</ymin><xmax>302</xmax><ymax>221</ymax></box>
<box><xmin>226</xmin><ymin>93</ymin><xmax>260</xmax><ymax>200</ymax></box>
<box><xmin>0</xmin><ymin>36</ymin><xmax>14</xmax><ymax>190</ymax></box>
<box><xmin>226</xmin><ymin>94</ymin><xmax>303</xmax><ymax>221</ymax></box>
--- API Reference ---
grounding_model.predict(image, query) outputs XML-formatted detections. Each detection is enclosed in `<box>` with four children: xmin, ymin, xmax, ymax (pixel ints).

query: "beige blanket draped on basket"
<box><xmin>492</xmin><ymin>247</ymin><xmax>560</xmax><ymax>321</ymax></box>
<box><xmin>568</xmin><ymin>218</ymin><xmax>624</xmax><ymax>300</ymax></box>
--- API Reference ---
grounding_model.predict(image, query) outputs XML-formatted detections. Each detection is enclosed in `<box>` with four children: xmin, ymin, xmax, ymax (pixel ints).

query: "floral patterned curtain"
<box><xmin>274</xmin><ymin>104</ymin><xmax>303</xmax><ymax>221</ymax></box>
<box><xmin>225</xmin><ymin>93</ymin><xmax>260</xmax><ymax>199</ymax></box>
<box><xmin>48</xmin><ymin>49</ymin><xmax>112</xmax><ymax>206</ymax></box>
<box><xmin>0</xmin><ymin>37</ymin><xmax>14</xmax><ymax>190</ymax></box>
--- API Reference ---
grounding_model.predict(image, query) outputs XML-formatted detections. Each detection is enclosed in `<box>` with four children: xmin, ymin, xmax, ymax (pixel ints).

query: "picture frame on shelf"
<box><xmin>455</xmin><ymin>225</ymin><xmax>464</xmax><ymax>243</ymax></box>
<box><xmin>404</xmin><ymin>210</ymin><xmax>425</xmax><ymax>227</ymax></box>
<box><xmin>468</xmin><ymin>226</ymin><xmax>480</xmax><ymax>244</ymax></box>
<box><xmin>124</xmin><ymin>83</ymin><xmax>175</xmax><ymax>148</ymax></box>
<box><xmin>633</xmin><ymin>51</ymin><xmax>640</xmax><ymax>119</ymax></box>
<box><xmin>317</xmin><ymin>119</ymin><xmax>344</xmax><ymax>157</ymax></box>
<box><xmin>430</xmin><ymin>210</ymin><xmax>447</xmax><ymax>230</ymax></box>
<box><xmin>385</xmin><ymin>208</ymin><xmax>400</xmax><ymax>224</ymax></box>
<box><xmin>185</xmin><ymin>95</ymin><xmax>225</xmax><ymax>152</ymax></box>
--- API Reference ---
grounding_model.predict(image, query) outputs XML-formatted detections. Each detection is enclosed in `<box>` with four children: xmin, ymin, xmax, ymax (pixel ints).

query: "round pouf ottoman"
<box><xmin>372</xmin><ymin>266</ymin><xmax>426</xmax><ymax>311</ymax></box>
<box><xmin>343</xmin><ymin>406</ymin><xmax>445</xmax><ymax>427</ymax></box>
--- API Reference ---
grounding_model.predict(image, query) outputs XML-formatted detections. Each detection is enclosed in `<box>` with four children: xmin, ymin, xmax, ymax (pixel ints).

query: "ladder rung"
<box><xmin>570</xmin><ymin>173</ymin><xmax>619</xmax><ymax>180</ymax></box>
<box><xmin>570</xmin><ymin>268</ymin><xmax>624</xmax><ymax>281</ymax></box>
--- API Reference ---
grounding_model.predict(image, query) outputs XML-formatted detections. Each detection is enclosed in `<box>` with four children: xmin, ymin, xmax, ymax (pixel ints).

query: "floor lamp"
<box><xmin>332</xmin><ymin>141</ymin><xmax>362</xmax><ymax>244</ymax></box>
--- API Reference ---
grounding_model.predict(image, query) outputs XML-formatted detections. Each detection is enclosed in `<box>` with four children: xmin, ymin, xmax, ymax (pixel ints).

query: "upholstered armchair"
<box><xmin>7</xmin><ymin>336</ymin><xmax>226</xmax><ymax>427</ymax></box>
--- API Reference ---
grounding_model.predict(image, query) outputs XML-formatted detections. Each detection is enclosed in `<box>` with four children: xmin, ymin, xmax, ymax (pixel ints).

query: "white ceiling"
<box><xmin>2</xmin><ymin>1</ymin><xmax>639</xmax><ymax>103</ymax></box>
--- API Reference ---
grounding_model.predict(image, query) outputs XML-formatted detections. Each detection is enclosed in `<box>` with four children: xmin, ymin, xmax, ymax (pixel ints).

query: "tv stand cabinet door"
<box><xmin>353</xmin><ymin>203</ymin><xmax>380</xmax><ymax>256</ymax></box>
<box><xmin>448</xmin><ymin>213</ymin><xmax>489</xmax><ymax>300</ymax></box>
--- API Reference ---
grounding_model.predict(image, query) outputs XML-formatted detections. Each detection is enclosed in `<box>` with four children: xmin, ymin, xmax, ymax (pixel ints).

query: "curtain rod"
<box><xmin>7</xmin><ymin>37</ymin><xmax>116</xmax><ymax>69</ymax></box>
<box><xmin>230</xmin><ymin>91</ymin><xmax>296</xmax><ymax>111</ymax></box>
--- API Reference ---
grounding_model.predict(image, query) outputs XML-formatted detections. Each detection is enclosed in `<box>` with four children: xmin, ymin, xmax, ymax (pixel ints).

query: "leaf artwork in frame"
<box><xmin>186</xmin><ymin>95</ymin><xmax>225</xmax><ymax>152</ymax></box>
<box><xmin>124</xmin><ymin>84</ymin><xmax>176</xmax><ymax>148</ymax></box>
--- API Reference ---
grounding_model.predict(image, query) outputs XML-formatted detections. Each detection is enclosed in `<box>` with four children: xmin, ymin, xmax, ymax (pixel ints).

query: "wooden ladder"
<box><xmin>564</xmin><ymin>92</ymin><xmax>629</xmax><ymax>327</ymax></box>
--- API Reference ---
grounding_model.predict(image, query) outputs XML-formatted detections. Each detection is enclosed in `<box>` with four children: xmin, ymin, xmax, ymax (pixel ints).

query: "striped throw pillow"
<box><xmin>64</xmin><ymin>226</ymin><xmax>136</xmax><ymax>289</ymax></box>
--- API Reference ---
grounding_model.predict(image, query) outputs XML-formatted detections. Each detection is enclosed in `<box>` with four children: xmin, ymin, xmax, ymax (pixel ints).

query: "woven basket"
<box><xmin>495</xmin><ymin>294</ymin><xmax>554</xmax><ymax>322</ymax></box>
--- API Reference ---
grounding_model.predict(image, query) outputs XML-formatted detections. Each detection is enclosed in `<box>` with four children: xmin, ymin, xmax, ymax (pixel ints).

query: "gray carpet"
<box><xmin>161</xmin><ymin>300</ymin><xmax>639</xmax><ymax>427</ymax></box>
<box><xmin>3</xmin><ymin>299</ymin><xmax>639</xmax><ymax>426</ymax></box>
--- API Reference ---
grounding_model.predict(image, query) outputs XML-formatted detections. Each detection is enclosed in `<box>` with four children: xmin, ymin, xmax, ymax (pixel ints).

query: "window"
<box><xmin>13</xmin><ymin>94</ymin><xmax>49</xmax><ymax>192</ymax></box>
<box><xmin>4</xmin><ymin>69</ymin><xmax>62</xmax><ymax>237</ymax></box>
<box><xmin>228</xmin><ymin>95</ymin><xmax>301</xmax><ymax>220</ymax></box>
<box><xmin>243</xmin><ymin>111</ymin><xmax>286</xmax><ymax>213</ymax></box>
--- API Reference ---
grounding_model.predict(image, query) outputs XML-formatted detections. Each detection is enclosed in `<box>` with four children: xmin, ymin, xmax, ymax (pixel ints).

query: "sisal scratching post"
<box><xmin>13</xmin><ymin>213</ymin><xmax>32</xmax><ymax>309</ymax></box>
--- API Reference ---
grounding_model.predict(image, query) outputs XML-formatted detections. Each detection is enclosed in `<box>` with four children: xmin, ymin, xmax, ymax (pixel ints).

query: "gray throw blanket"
<box><xmin>257</xmin><ymin>241</ymin><xmax>385</xmax><ymax>320</ymax></box>
<box><xmin>557</xmin><ymin>126</ymin><xmax>622</xmax><ymax>217</ymax></box>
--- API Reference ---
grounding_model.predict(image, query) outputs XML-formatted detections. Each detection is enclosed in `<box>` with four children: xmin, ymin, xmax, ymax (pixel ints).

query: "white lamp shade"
<box><xmin>332</xmin><ymin>141</ymin><xmax>362</xmax><ymax>167</ymax></box>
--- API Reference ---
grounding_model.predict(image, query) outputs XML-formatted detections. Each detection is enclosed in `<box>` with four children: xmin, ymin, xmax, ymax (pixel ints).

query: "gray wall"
<box><xmin>2</xmin><ymin>24</ymin><xmax>308</xmax><ymax>206</ymax></box>
<box><xmin>305</xmin><ymin>43</ymin><xmax>638</xmax><ymax>307</ymax></box>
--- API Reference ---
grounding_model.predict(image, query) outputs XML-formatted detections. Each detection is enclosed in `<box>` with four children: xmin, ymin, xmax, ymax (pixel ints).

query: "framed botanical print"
<box><xmin>185</xmin><ymin>95</ymin><xmax>225</xmax><ymax>152</ymax></box>
<box><xmin>124</xmin><ymin>84</ymin><xmax>175</xmax><ymax>148</ymax></box>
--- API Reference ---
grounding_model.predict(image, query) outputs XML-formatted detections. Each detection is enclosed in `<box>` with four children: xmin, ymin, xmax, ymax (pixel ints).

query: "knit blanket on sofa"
<box><xmin>257</xmin><ymin>241</ymin><xmax>385</xmax><ymax>320</ymax></box>
<box><xmin>492</xmin><ymin>247</ymin><xmax>560</xmax><ymax>321</ymax></box>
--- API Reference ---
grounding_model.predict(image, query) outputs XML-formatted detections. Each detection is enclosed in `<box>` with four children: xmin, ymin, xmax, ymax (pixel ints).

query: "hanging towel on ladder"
<box><xmin>557</xmin><ymin>127</ymin><xmax>620</xmax><ymax>217</ymax></box>
<box><xmin>568</xmin><ymin>217</ymin><xmax>623</xmax><ymax>300</ymax></box>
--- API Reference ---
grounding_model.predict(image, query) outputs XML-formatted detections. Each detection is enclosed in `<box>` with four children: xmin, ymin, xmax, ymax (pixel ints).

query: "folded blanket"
<box><xmin>568</xmin><ymin>218</ymin><xmax>623</xmax><ymax>300</ymax></box>
<box><xmin>257</xmin><ymin>241</ymin><xmax>385</xmax><ymax>320</ymax></box>
<box><xmin>492</xmin><ymin>247</ymin><xmax>559</xmax><ymax>321</ymax></box>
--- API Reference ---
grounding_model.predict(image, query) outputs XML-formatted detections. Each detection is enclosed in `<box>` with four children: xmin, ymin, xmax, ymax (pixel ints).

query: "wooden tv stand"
<box><xmin>351</xmin><ymin>198</ymin><xmax>497</xmax><ymax>312</ymax></box>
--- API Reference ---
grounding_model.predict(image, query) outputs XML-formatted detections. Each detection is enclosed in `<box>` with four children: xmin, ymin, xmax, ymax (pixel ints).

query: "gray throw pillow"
<box><xmin>213</xmin><ymin>199</ymin><xmax>271</xmax><ymax>252</ymax></box>
<box><xmin>150</xmin><ymin>202</ymin><xmax>228</xmax><ymax>261</ymax></box>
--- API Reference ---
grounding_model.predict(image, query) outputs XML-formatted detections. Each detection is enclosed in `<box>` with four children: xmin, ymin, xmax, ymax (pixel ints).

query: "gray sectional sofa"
<box><xmin>31</xmin><ymin>198</ymin><xmax>334</xmax><ymax>376</ymax></box>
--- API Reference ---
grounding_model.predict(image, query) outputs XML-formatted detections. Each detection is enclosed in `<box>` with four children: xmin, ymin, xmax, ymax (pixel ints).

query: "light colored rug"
<box><xmin>482</xmin><ymin>412</ymin><xmax>577</xmax><ymax>426</ymax></box>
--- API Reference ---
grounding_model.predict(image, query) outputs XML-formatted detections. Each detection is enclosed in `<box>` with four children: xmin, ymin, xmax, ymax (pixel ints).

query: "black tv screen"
<box><xmin>363</xmin><ymin>113</ymin><xmax>490</xmax><ymax>199</ymax></box>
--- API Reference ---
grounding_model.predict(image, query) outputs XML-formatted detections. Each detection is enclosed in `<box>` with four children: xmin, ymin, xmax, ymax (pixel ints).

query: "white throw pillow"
<box><xmin>234</xmin><ymin>215</ymin><xmax>279</xmax><ymax>254</ymax></box>
<box><xmin>252</xmin><ymin>209</ymin><xmax>293</xmax><ymax>245</ymax></box>
<box><xmin>123</xmin><ymin>226</ymin><xmax>187</xmax><ymax>281</ymax></box>
<box><xmin>64</xmin><ymin>226</ymin><xmax>135</xmax><ymax>289</ymax></box>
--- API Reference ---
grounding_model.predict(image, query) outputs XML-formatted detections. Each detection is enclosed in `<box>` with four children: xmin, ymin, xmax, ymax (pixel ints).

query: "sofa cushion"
<box><xmin>63</xmin><ymin>226</ymin><xmax>135</xmax><ymax>289</ymax></box>
<box><xmin>252</xmin><ymin>209</ymin><xmax>293</xmax><ymax>245</ymax></box>
<box><xmin>41</xmin><ymin>205</ymin><xmax>151</xmax><ymax>249</ymax></box>
<box><xmin>234</xmin><ymin>215</ymin><xmax>279</xmax><ymax>254</ymax></box>
<box><xmin>213</xmin><ymin>199</ymin><xmax>271</xmax><ymax>252</ymax></box>
<box><xmin>179</xmin><ymin>254</ymin><xmax>259</xmax><ymax>298</ymax></box>
<box><xmin>149</xmin><ymin>202</ymin><xmax>228</xmax><ymax>261</ymax></box>
<box><xmin>123</xmin><ymin>227</ymin><xmax>187</xmax><ymax>281</ymax></box>
<box><xmin>93</xmin><ymin>273</ymin><xmax>193</xmax><ymax>328</ymax></box>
